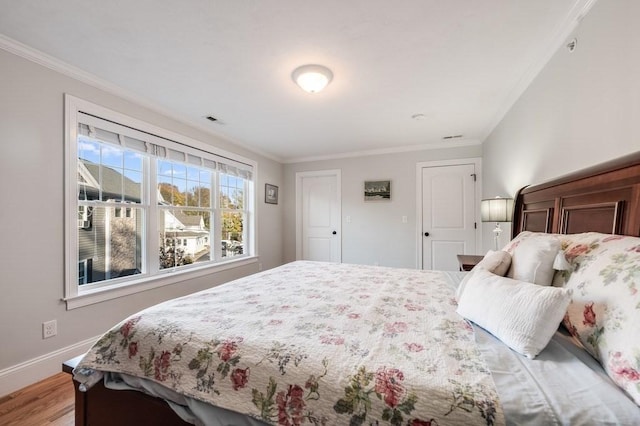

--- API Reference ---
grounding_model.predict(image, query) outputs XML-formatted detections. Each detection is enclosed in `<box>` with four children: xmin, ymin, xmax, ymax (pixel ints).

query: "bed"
<box><xmin>68</xmin><ymin>152</ymin><xmax>640</xmax><ymax>425</ymax></box>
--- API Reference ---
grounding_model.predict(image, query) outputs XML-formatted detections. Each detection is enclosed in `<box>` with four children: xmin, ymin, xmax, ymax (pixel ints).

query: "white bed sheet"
<box><xmin>446</xmin><ymin>271</ymin><xmax>640</xmax><ymax>425</ymax></box>
<box><xmin>100</xmin><ymin>270</ymin><xmax>640</xmax><ymax>425</ymax></box>
<box><xmin>476</xmin><ymin>326</ymin><xmax>640</xmax><ymax>425</ymax></box>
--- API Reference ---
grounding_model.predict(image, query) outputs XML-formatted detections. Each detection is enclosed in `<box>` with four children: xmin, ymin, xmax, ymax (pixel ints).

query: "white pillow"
<box><xmin>480</xmin><ymin>249</ymin><xmax>512</xmax><ymax>276</ymax></box>
<box><xmin>457</xmin><ymin>269</ymin><xmax>570</xmax><ymax>359</ymax></box>
<box><xmin>506</xmin><ymin>234</ymin><xmax>560</xmax><ymax>286</ymax></box>
<box><xmin>455</xmin><ymin>250</ymin><xmax>511</xmax><ymax>300</ymax></box>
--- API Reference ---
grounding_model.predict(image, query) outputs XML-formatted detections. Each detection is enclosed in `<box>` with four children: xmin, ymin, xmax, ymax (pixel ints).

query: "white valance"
<box><xmin>78</xmin><ymin>113</ymin><xmax>253</xmax><ymax>179</ymax></box>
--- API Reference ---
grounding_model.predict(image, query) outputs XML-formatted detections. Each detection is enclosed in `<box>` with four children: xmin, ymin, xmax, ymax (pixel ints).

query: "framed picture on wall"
<box><xmin>364</xmin><ymin>180</ymin><xmax>391</xmax><ymax>201</ymax></box>
<box><xmin>265</xmin><ymin>183</ymin><xmax>279</xmax><ymax>204</ymax></box>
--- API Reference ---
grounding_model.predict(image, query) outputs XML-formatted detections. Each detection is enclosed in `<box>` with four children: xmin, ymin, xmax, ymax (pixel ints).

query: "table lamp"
<box><xmin>481</xmin><ymin>197</ymin><xmax>514</xmax><ymax>250</ymax></box>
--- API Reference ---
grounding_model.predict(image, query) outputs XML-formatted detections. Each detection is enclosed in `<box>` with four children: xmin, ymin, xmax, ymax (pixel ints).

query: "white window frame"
<box><xmin>64</xmin><ymin>95</ymin><xmax>257</xmax><ymax>309</ymax></box>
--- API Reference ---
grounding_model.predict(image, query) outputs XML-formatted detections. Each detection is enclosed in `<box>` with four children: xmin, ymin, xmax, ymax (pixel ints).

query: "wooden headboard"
<box><xmin>513</xmin><ymin>151</ymin><xmax>640</xmax><ymax>238</ymax></box>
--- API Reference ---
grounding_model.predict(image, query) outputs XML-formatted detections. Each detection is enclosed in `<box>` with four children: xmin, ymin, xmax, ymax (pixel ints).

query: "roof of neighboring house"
<box><xmin>173</xmin><ymin>212</ymin><xmax>204</xmax><ymax>228</ymax></box>
<box><xmin>79</xmin><ymin>160</ymin><xmax>141</xmax><ymax>202</ymax></box>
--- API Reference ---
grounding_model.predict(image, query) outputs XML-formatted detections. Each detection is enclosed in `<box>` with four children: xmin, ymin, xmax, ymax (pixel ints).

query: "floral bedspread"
<box><xmin>76</xmin><ymin>261</ymin><xmax>504</xmax><ymax>426</ymax></box>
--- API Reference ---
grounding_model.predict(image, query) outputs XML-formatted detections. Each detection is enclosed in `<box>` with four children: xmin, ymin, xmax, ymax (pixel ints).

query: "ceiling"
<box><xmin>0</xmin><ymin>1</ymin><xmax>594</xmax><ymax>163</ymax></box>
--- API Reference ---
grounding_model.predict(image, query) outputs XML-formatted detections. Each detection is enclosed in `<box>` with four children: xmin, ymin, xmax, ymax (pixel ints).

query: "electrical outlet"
<box><xmin>258</xmin><ymin>263</ymin><xmax>263</xmax><ymax>271</ymax></box>
<box><xmin>43</xmin><ymin>320</ymin><xmax>57</xmax><ymax>339</ymax></box>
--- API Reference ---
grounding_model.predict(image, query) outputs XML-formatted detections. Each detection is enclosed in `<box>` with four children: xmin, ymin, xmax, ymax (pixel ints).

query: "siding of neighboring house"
<box><xmin>78</xmin><ymin>206</ymin><xmax>142</xmax><ymax>283</ymax></box>
<box><xmin>77</xmin><ymin>159</ymin><xmax>142</xmax><ymax>283</ymax></box>
<box><xmin>78</xmin><ymin>211</ymin><xmax>103</xmax><ymax>282</ymax></box>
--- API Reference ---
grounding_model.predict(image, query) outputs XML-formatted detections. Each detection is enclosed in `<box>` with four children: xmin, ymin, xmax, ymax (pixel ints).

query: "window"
<box><xmin>65</xmin><ymin>96</ymin><xmax>255</xmax><ymax>308</ymax></box>
<box><xmin>78</xmin><ymin>259</ymin><xmax>91</xmax><ymax>284</ymax></box>
<box><xmin>77</xmin><ymin>205</ymin><xmax>92</xmax><ymax>229</ymax></box>
<box><xmin>219</xmin><ymin>170</ymin><xmax>248</xmax><ymax>258</ymax></box>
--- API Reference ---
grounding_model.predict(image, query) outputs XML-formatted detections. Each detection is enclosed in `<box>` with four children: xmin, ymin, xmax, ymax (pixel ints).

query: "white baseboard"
<box><xmin>0</xmin><ymin>335</ymin><xmax>100</xmax><ymax>397</ymax></box>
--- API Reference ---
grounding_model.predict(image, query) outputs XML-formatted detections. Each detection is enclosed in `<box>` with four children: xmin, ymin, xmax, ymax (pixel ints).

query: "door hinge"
<box><xmin>474</xmin><ymin>222</ymin><xmax>477</xmax><ymax>229</ymax></box>
<box><xmin>471</xmin><ymin>173</ymin><xmax>477</xmax><ymax>182</ymax></box>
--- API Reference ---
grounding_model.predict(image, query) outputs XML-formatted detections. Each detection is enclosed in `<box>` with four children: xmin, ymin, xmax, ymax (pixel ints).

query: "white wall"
<box><xmin>283</xmin><ymin>145</ymin><xmax>482</xmax><ymax>268</ymax></box>
<box><xmin>0</xmin><ymin>48</ymin><xmax>284</xmax><ymax>393</ymax></box>
<box><xmin>482</xmin><ymin>0</ymin><xmax>640</xmax><ymax>251</ymax></box>
<box><xmin>6</xmin><ymin>0</ymin><xmax>638</xmax><ymax>395</ymax></box>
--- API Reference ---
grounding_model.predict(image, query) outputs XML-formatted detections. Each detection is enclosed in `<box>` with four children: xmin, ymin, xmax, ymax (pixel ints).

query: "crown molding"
<box><xmin>480</xmin><ymin>0</ymin><xmax>599</xmax><ymax>142</ymax></box>
<box><xmin>283</xmin><ymin>139</ymin><xmax>481</xmax><ymax>164</ymax></box>
<box><xmin>3</xmin><ymin>33</ymin><xmax>461</xmax><ymax>167</ymax></box>
<box><xmin>0</xmin><ymin>33</ymin><xmax>284</xmax><ymax>164</ymax></box>
<box><xmin>0</xmin><ymin>33</ymin><xmax>478</xmax><ymax>167</ymax></box>
<box><xmin>2</xmin><ymin>0</ymin><xmax>593</xmax><ymax>169</ymax></box>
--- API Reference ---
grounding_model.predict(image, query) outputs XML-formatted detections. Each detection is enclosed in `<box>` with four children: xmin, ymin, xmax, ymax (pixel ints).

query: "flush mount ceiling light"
<box><xmin>292</xmin><ymin>64</ymin><xmax>333</xmax><ymax>93</ymax></box>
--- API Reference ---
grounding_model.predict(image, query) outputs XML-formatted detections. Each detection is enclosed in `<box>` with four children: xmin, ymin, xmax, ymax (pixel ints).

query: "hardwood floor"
<box><xmin>0</xmin><ymin>373</ymin><xmax>74</xmax><ymax>426</ymax></box>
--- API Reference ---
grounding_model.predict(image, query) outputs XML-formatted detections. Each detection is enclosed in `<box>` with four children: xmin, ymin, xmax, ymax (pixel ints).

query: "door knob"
<box><xmin>332</xmin><ymin>231</ymin><xmax>337</xmax><ymax>235</ymax></box>
<box><xmin>424</xmin><ymin>232</ymin><xmax>430</xmax><ymax>237</ymax></box>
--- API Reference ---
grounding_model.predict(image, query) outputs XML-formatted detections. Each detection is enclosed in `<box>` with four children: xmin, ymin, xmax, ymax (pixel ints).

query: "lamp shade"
<box><xmin>481</xmin><ymin>197</ymin><xmax>514</xmax><ymax>222</ymax></box>
<box><xmin>292</xmin><ymin>64</ymin><xmax>333</xmax><ymax>93</ymax></box>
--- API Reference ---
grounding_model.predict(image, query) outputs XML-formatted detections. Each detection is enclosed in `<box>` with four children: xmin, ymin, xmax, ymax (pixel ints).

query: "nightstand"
<box><xmin>456</xmin><ymin>254</ymin><xmax>484</xmax><ymax>271</ymax></box>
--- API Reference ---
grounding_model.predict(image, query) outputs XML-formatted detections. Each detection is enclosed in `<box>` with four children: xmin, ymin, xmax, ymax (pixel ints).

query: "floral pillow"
<box><xmin>554</xmin><ymin>232</ymin><xmax>640</xmax><ymax>406</ymax></box>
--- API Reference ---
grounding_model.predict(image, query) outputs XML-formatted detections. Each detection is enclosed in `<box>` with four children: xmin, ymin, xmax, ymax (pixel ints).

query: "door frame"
<box><xmin>295</xmin><ymin>169</ymin><xmax>342</xmax><ymax>261</ymax></box>
<box><xmin>415</xmin><ymin>158</ymin><xmax>482</xmax><ymax>269</ymax></box>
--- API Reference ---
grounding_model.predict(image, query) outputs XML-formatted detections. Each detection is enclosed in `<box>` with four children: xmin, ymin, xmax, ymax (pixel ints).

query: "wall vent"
<box><xmin>443</xmin><ymin>134</ymin><xmax>463</xmax><ymax>140</ymax></box>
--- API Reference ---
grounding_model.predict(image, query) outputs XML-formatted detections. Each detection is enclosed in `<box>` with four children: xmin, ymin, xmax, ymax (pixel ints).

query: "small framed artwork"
<box><xmin>364</xmin><ymin>180</ymin><xmax>391</xmax><ymax>201</ymax></box>
<box><xmin>265</xmin><ymin>183</ymin><xmax>279</xmax><ymax>204</ymax></box>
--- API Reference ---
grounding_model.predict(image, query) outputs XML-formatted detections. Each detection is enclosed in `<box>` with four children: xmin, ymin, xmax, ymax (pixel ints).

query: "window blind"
<box><xmin>77</xmin><ymin>112</ymin><xmax>253</xmax><ymax>179</ymax></box>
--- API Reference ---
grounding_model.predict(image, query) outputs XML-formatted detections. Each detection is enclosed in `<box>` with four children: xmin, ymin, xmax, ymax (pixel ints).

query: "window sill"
<box><xmin>64</xmin><ymin>256</ymin><xmax>258</xmax><ymax>310</ymax></box>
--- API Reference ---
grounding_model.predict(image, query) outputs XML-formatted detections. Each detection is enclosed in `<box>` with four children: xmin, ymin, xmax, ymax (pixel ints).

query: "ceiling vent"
<box><xmin>205</xmin><ymin>115</ymin><xmax>219</xmax><ymax>123</ymax></box>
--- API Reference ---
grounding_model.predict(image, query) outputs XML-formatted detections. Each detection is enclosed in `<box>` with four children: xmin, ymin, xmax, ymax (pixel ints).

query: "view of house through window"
<box><xmin>68</xmin><ymin>100</ymin><xmax>254</xmax><ymax>297</ymax></box>
<box><xmin>77</xmin><ymin>137</ymin><xmax>144</xmax><ymax>284</ymax></box>
<box><xmin>158</xmin><ymin>159</ymin><xmax>213</xmax><ymax>269</ymax></box>
<box><xmin>220</xmin><ymin>172</ymin><xmax>245</xmax><ymax>258</ymax></box>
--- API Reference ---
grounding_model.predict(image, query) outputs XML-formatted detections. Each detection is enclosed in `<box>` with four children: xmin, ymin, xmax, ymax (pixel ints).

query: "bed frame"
<box><xmin>62</xmin><ymin>356</ymin><xmax>190</xmax><ymax>425</ymax></box>
<box><xmin>63</xmin><ymin>151</ymin><xmax>640</xmax><ymax>426</ymax></box>
<box><xmin>512</xmin><ymin>151</ymin><xmax>640</xmax><ymax>238</ymax></box>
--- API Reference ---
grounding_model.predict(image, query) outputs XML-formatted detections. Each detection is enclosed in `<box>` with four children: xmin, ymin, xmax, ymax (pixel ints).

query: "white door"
<box><xmin>296</xmin><ymin>170</ymin><xmax>341</xmax><ymax>262</ymax></box>
<box><xmin>421</xmin><ymin>163</ymin><xmax>477</xmax><ymax>270</ymax></box>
